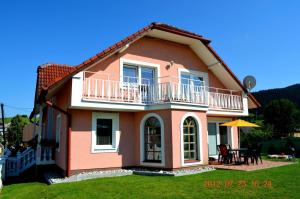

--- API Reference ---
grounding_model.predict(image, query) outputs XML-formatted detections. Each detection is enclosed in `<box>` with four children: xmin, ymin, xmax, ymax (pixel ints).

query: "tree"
<box><xmin>6</xmin><ymin>115</ymin><xmax>29</xmax><ymax>147</ymax></box>
<box><xmin>264</xmin><ymin>99</ymin><xmax>300</xmax><ymax>137</ymax></box>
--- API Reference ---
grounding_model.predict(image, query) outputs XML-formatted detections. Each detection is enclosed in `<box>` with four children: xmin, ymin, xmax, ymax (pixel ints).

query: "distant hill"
<box><xmin>252</xmin><ymin>84</ymin><xmax>300</xmax><ymax>112</ymax></box>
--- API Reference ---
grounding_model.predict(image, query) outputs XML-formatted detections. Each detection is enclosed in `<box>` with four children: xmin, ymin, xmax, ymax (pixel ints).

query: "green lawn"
<box><xmin>1</xmin><ymin>162</ymin><xmax>300</xmax><ymax>199</ymax></box>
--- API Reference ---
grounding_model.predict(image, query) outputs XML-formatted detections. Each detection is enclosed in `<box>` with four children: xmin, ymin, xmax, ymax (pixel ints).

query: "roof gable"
<box><xmin>35</xmin><ymin>22</ymin><xmax>260</xmax><ymax>108</ymax></box>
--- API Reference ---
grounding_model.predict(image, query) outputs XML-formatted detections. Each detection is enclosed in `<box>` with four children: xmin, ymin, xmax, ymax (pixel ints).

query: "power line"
<box><xmin>4</xmin><ymin>104</ymin><xmax>32</xmax><ymax>110</ymax></box>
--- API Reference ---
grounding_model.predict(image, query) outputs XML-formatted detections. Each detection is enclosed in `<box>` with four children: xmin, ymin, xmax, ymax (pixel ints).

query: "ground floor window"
<box><xmin>92</xmin><ymin>112</ymin><xmax>119</xmax><ymax>152</ymax></box>
<box><xmin>144</xmin><ymin>116</ymin><xmax>162</xmax><ymax>162</ymax></box>
<box><xmin>96</xmin><ymin>119</ymin><xmax>112</xmax><ymax>145</ymax></box>
<box><xmin>183</xmin><ymin>116</ymin><xmax>198</xmax><ymax>161</ymax></box>
<box><xmin>55</xmin><ymin>114</ymin><xmax>61</xmax><ymax>152</ymax></box>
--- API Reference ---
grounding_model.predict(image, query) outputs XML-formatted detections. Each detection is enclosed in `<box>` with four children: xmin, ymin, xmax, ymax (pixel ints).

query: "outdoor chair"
<box><xmin>217</xmin><ymin>145</ymin><xmax>221</xmax><ymax>162</ymax></box>
<box><xmin>219</xmin><ymin>144</ymin><xmax>231</xmax><ymax>164</ymax></box>
<box><xmin>252</xmin><ymin>143</ymin><xmax>263</xmax><ymax>164</ymax></box>
<box><xmin>226</xmin><ymin>144</ymin><xmax>236</xmax><ymax>163</ymax></box>
<box><xmin>240</xmin><ymin>144</ymin><xmax>254</xmax><ymax>165</ymax></box>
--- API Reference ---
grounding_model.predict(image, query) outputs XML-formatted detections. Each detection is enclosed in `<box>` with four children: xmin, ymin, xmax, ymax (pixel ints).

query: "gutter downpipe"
<box><xmin>45</xmin><ymin>101</ymin><xmax>72</xmax><ymax>177</ymax></box>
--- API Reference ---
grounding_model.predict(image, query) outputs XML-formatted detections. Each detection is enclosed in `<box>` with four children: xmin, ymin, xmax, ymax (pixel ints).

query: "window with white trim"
<box><xmin>96</xmin><ymin>119</ymin><xmax>112</xmax><ymax>145</ymax></box>
<box><xmin>122</xmin><ymin>62</ymin><xmax>157</xmax><ymax>86</ymax></box>
<box><xmin>181</xmin><ymin>73</ymin><xmax>204</xmax><ymax>87</ymax></box>
<box><xmin>144</xmin><ymin>116</ymin><xmax>162</xmax><ymax>162</ymax></box>
<box><xmin>56</xmin><ymin>114</ymin><xmax>61</xmax><ymax>152</ymax></box>
<box><xmin>92</xmin><ymin>112</ymin><xmax>119</xmax><ymax>152</ymax></box>
<box><xmin>123</xmin><ymin>64</ymin><xmax>138</xmax><ymax>84</ymax></box>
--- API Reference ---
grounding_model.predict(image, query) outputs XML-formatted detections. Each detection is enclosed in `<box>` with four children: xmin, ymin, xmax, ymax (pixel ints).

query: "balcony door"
<box><xmin>123</xmin><ymin>64</ymin><xmax>155</xmax><ymax>103</ymax></box>
<box><xmin>141</xmin><ymin>67</ymin><xmax>155</xmax><ymax>103</ymax></box>
<box><xmin>180</xmin><ymin>73</ymin><xmax>204</xmax><ymax>102</ymax></box>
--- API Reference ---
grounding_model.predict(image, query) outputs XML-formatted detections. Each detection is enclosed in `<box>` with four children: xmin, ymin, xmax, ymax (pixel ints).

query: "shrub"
<box><xmin>241</xmin><ymin>124</ymin><xmax>273</xmax><ymax>145</ymax></box>
<box><xmin>268</xmin><ymin>144</ymin><xmax>279</xmax><ymax>155</ymax></box>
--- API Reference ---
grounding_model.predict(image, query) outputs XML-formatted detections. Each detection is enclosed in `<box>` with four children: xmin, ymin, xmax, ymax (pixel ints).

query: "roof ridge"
<box><xmin>38</xmin><ymin>63</ymin><xmax>74</xmax><ymax>69</ymax></box>
<box><xmin>152</xmin><ymin>22</ymin><xmax>204</xmax><ymax>38</ymax></box>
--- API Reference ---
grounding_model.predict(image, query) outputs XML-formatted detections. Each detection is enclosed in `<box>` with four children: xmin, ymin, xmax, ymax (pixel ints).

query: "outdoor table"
<box><xmin>229</xmin><ymin>148</ymin><xmax>248</xmax><ymax>164</ymax></box>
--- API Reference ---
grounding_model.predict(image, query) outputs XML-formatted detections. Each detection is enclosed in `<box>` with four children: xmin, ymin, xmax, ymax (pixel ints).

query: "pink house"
<box><xmin>31</xmin><ymin>23</ymin><xmax>260</xmax><ymax>176</ymax></box>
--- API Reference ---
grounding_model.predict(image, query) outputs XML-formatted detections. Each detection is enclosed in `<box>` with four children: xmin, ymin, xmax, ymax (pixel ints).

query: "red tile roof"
<box><xmin>42</xmin><ymin>22</ymin><xmax>210</xmax><ymax>92</ymax></box>
<box><xmin>37</xmin><ymin>63</ymin><xmax>77</xmax><ymax>95</ymax></box>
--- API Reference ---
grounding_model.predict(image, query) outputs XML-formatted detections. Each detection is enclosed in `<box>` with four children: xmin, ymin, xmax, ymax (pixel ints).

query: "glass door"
<box><xmin>219</xmin><ymin>125</ymin><xmax>228</xmax><ymax>145</ymax></box>
<box><xmin>180</xmin><ymin>73</ymin><xmax>204</xmax><ymax>102</ymax></box>
<box><xmin>208</xmin><ymin>123</ymin><xmax>218</xmax><ymax>156</ymax></box>
<box><xmin>141</xmin><ymin>67</ymin><xmax>155</xmax><ymax>103</ymax></box>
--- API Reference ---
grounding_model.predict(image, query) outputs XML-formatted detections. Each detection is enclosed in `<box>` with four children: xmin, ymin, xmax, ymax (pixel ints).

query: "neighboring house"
<box><xmin>293</xmin><ymin>128</ymin><xmax>300</xmax><ymax>138</ymax></box>
<box><xmin>0</xmin><ymin>123</ymin><xmax>10</xmax><ymax>138</ymax></box>
<box><xmin>22</xmin><ymin>123</ymin><xmax>38</xmax><ymax>143</ymax></box>
<box><xmin>30</xmin><ymin>23</ymin><xmax>260</xmax><ymax>176</ymax></box>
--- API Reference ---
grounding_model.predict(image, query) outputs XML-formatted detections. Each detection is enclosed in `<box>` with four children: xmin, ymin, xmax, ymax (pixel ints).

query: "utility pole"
<box><xmin>1</xmin><ymin>103</ymin><xmax>6</xmax><ymax>145</ymax></box>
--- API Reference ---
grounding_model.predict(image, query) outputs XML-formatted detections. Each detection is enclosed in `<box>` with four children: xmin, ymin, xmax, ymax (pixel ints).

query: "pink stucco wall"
<box><xmin>170</xmin><ymin>110</ymin><xmax>209</xmax><ymax>168</ymax></box>
<box><xmin>52</xmin><ymin>81</ymin><xmax>71</xmax><ymax>172</ymax></box>
<box><xmin>45</xmin><ymin>35</ymin><xmax>242</xmax><ymax>173</ymax></box>
<box><xmin>69</xmin><ymin>109</ymin><xmax>216</xmax><ymax>172</ymax></box>
<box><xmin>133</xmin><ymin>110</ymin><xmax>173</xmax><ymax>168</ymax></box>
<box><xmin>70</xmin><ymin>110</ymin><xmax>136</xmax><ymax>170</ymax></box>
<box><xmin>87</xmin><ymin>36</ymin><xmax>226</xmax><ymax>89</ymax></box>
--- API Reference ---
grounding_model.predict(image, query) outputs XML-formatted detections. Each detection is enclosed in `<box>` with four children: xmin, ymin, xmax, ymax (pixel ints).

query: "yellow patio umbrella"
<box><xmin>220</xmin><ymin>119</ymin><xmax>260</xmax><ymax>148</ymax></box>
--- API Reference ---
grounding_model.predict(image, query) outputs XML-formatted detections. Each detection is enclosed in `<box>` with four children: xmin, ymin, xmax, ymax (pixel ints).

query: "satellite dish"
<box><xmin>243</xmin><ymin>75</ymin><xmax>256</xmax><ymax>92</ymax></box>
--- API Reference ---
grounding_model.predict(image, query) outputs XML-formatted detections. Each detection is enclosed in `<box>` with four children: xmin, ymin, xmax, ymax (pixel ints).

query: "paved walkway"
<box><xmin>212</xmin><ymin>160</ymin><xmax>295</xmax><ymax>171</ymax></box>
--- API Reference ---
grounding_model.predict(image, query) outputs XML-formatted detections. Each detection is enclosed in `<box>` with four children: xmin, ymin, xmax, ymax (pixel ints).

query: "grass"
<box><xmin>1</xmin><ymin>162</ymin><xmax>300</xmax><ymax>199</ymax></box>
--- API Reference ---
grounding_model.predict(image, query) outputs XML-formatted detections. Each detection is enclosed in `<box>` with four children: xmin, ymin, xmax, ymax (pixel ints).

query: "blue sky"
<box><xmin>0</xmin><ymin>0</ymin><xmax>299</xmax><ymax>116</ymax></box>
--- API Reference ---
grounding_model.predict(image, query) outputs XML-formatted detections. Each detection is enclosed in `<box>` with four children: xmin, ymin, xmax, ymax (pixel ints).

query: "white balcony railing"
<box><xmin>36</xmin><ymin>146</ymin><xmax>55</xmax><ymax>165</ymax></box>
<box><xmin>5</xmin><ymin>147</ymin><xmax>36</xmax><ymax>177</ymax></box>
<box><xmin>82</xmin><ymin>72</ymin><xmax>243</xmax><ymax>111</ymax></box>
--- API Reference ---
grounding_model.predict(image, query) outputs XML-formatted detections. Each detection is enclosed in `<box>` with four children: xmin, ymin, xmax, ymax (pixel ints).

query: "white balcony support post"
<box><xmin>87</xmin><ymin>78</ymin><xmax>91</xmax><ymax>98</ymax></box>
<box><xmin>115</xmin><ymin>82</ymin><xmax>118</xmax><ymax>100</ymax></box>
<box><xmin>121</xmin><ymin>82</ymin><xmax>123</xmax><ymax>101</ymax></box>
<box><xmin>95</xmin><ymin>79</ymin><xmax>98</xmax><ymax>98</ymax></box>
<box><xmin>108</xmin><ymin>80</ymin><xmax>111</xmax><ymax>100</ymax></box>
<box><xmin>101</xmin><ymin>80</ymin><xmax>104</xmax><ymax>99</ymax></box>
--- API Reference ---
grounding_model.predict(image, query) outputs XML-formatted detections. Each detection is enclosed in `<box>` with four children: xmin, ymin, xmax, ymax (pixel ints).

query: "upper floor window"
<box><xmin>121</xmin><ymin>59</ymin><xmax>158</xmax><ymax>86</ymax></box>
<box><xmin>141</xmin><ymin>67</ymin><xmax>155</xmax><ymax>85</ymax></box>
<box><xmin>123</xmin><ymin>64</ymin><xmax>138</xmax><ymax>84</ymax></box>
<box><xmin>181</xmin><ymin>73</ymin><xmax>204</xmax><ymax>87</ymax></box>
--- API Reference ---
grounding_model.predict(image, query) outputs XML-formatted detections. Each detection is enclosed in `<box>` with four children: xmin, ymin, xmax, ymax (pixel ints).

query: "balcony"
<box><xmin>81</xmin><ymin>71</ymin><xmax>244</xmax><ymax>111</ymax></box>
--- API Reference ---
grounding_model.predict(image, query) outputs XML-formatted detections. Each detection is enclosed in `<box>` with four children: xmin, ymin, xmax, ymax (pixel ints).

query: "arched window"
<box><xmin>183</xmin><ymin>117</ymin><xmax>198</xmax><ymax>161</ymax></box>
<box><xmin>144</xmin><ymin>117</ymin><xmax>162</xmax><ymax>162</ymax></box>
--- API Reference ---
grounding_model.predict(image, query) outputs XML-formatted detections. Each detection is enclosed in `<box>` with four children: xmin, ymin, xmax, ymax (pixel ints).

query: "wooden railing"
<box><xmin>82</xmin><ymin>74</ymin><xmax>243</xmax><ymax>111</ymax></box>
<box><xmin>5</xmin><ymin>147</ymin><xmax>36</xmax><ymax>177</ymax></box>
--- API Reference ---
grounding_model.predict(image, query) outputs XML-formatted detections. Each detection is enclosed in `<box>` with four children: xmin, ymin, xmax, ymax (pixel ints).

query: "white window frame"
<box><xmin>178</xmin><ymin>68</ymin><xmax>209</xmax><ymax>88</ymax></box>
<box><xmin>207</xmin><ymin>118</ymin><xmax>234</xmax><ymax>158</ymax></box>
<box><xmin>56</xmin><ymin>114</ymin><xmax>61</xmax><ymax>152</ymax></box>
<box><xmin>139</xmin><ymin>113</ymin><xmax>165</xmax><ymax>167</ymax></box>
<box><xmin>91</xmin><ymin>112</ymin><xmax>120</xmax><ymax>153</ymax></box>
<box><xmin>180</xmin><ymin>112</ymin><xmax>203</xmax><ymax>166</ymax></box>
<box><xmin>120</xmin><ymin>58</ymin><xmax>160</xmax><ymax>85</ymax></box>
<box><xmin>122</xmin><ymin>64</ymin><xmax>139</xmax><ymax>86</ymax></box>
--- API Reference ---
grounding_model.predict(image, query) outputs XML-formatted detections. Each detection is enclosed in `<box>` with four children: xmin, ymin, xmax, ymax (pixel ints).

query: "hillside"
<box><xmin>252</xmin><ymin>84</ymin><xmax>300</xmax><ymax>112</ymax></box>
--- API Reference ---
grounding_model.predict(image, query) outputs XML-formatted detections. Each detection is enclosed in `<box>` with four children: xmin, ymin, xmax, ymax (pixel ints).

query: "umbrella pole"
<box><xmin>238</xmin><ymin>127</ymin><xmax>240</xmax><ymax>148</ymax></box>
